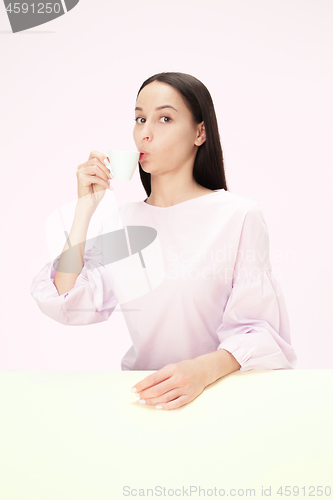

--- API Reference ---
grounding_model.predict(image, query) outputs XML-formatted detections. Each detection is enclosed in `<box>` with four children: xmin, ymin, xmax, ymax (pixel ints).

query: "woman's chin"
<box><xmin>139</xmin><ymin>161</ymin><xmax>153</xmax><ymax>174</ymax></box>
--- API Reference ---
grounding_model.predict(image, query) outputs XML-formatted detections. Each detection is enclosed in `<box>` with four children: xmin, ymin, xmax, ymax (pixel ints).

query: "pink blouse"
<box><xmin>31</xmin><ymin>189</ymin><xmax>297</xmax><ymax>371</ymax></box>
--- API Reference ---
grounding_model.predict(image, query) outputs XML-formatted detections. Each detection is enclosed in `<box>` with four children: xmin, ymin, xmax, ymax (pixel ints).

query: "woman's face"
<box><xmin>133</xmin><ymin>81</ymin><xmax>205</xmax><ymax>175</ymax></box>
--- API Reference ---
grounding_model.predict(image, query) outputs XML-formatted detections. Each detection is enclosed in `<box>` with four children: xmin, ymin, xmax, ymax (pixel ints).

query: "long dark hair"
<box><xmin>136</xmin><ymin>72</ymin><xmax>228</xmax><ymax>197</ymax></box>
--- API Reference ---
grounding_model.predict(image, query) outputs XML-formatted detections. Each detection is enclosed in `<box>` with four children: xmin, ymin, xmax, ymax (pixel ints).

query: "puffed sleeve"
<box><xmin>30</xmin><ymin>236</ymin><xmax>118</xmax><ymax>326</ymax></box>
<box><xmin>30</xmin><ymin>190</ymin><xmax>123</xmax><ymax>326</ymax></box>
<box><xmin>216</xmin><ymin>203</ymin><xmax>297</xmax><ymax>371</ymax></box>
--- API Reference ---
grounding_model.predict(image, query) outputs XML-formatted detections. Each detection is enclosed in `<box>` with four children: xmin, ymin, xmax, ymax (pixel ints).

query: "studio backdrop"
<box><xmin>0</xmin><ymin>0</ymin><xmax>332</xmax><ymax>370</ymax></box>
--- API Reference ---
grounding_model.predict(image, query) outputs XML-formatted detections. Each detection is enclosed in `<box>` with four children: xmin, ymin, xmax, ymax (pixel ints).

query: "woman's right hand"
<box><xmin>76</xmin><ymin>150</ymin><xmax>113</xmax><ymax>212</ymax></box>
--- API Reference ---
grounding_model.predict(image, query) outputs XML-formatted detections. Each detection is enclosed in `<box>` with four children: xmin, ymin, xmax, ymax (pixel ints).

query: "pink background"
<box><xmin>0</xmin><ymin>0</ymin><xmax>332</xmax><ymax>370</ymax></box>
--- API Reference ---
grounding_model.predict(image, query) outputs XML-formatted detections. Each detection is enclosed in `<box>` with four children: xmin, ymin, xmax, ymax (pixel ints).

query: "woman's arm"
<box><xmin>53</xmin><ymin>202</ymin><xmax>93</xmax><ymax>296</ymax></box>
<box><xmin>131</xmin><ymin>204</ymin><xmax>296</xmax><ymax>410</ymax></box>
<box><xmin>30</xmin><ymin>194</ymin><xmax>120</xmax><ymax>326</ymax></box>
<box><xmin>130</xmin><ymin>351</ymin><xmax>241</xmax><ymax>411</ymax></box>
<box><xmin>194</xmin><ymin>348</ymin><xmax>241</xmax><ymax>387</ymax></box>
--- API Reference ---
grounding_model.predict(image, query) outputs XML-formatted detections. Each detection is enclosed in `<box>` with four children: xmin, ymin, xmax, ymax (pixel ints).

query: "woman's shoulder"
<box><xmin>210</xmin><ymin>189</ymin><xmax>262</xmax><ymax>221</ymax></box>
<box><xmin>219</xmin><ymin>189</ymin><xmax>259</xmax><ymax>208</ymax></box>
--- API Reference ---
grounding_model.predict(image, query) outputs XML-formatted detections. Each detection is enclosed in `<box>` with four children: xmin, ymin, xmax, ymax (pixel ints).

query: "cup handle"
<box><xmin>104</xmin><ymin>154</ymin><xmax>115</xmax><ymax>177</ymax></box>
<box><xmin>103</xmin><ymin>153</ymin><xmax>111</xmax><ymax>166</ymax></box>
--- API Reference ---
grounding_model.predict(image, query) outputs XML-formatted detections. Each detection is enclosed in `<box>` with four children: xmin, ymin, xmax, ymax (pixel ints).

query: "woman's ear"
<box><xmin>194</xmin><ymin>122</ymin><xmax>206</xmax><ymax>146</ymax></box>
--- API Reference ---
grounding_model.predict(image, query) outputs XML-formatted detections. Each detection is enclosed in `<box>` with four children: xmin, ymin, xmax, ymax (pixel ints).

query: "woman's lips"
<box><xmin>139</xmin><ymin>152</ymin><xmax>148</xmax><ymax>161</ymax></box>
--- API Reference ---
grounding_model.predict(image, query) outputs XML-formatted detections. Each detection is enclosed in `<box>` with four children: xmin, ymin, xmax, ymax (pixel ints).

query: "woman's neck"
<box><xmin>145</xmin><ymin>185</ymin><xmax>215</xmax><ymax>207</ymax></box>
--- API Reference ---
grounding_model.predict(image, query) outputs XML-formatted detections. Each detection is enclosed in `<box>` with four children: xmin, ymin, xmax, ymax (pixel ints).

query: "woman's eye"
<box><xmin>134</xmin><ymin>116</ymin><xmax>171</xmax><ymax>124</ymax></box>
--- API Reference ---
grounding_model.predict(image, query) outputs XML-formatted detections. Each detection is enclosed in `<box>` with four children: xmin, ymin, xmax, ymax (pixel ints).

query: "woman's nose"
<box><xmin>140</xmin><ymin>123</ymin><xmax>152</xmax><ymax>141</ymax></box>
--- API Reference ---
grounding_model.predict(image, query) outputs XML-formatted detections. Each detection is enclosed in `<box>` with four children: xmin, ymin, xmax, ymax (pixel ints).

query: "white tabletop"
<box><xmin>0</xmin><ymin>369</ymin><xmax>332</xmax><ymax>499</ymax></box>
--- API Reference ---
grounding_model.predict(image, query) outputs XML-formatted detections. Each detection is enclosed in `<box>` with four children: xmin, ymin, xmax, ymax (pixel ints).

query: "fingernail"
<box><xmin>104</xmin><ymin>158</ymin><xmax>110</xmax><ymax>165</ymax></box>
<box><xmin>131</xmin><ymin>387</ymin><xmax>137</xmax><ymax>393</ymax></box>
<box><xmin>139</xmin><ymin>399</ymin><xmax>146</xmax><ymax>404</ymax></box>
<box><xmin>156</xmin><ymin>406</ymin><xmax>163</xmax><ymax>409</ymax></box>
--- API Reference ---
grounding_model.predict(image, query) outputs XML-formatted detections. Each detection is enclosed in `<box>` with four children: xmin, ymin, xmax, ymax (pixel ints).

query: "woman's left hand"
<box><xmin>131</xmin><ymin>358</ymin><xmax>209</xmax><ymax>411</ymax></box>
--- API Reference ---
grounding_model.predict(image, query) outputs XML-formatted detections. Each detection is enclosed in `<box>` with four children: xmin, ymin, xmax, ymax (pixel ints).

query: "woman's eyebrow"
<box><xmin>135</xmin><ymin>105</ymin><xmax>178</xmax><ymax>112</ymax></box>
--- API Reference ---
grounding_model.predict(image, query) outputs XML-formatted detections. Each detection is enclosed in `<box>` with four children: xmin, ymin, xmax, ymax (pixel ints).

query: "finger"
<box><xmin>131</xmin><ymin>364</ymin><xmax>176</xmax><ymax>393</ymax></box>
<box><xmin>88</xmin><ymin>151</ymin><xmax>112</xmax><ymax>178</ymax></box>
<box><xmin>155</xmin><ymin>395</ymin><xmax>189</xmax><ymax>411</ymax></box>
<box><xmin>138</xmin><ymin>387</ymin><xmax>182</xmax><ymax>406</ymax></box>
<box><xmin>79</xmin><ymin>166</ymin><xmax>111</xmax><ymax>189</ymax></box>
<box><xmin>80</xmin><ymin>172</ymin><xmax>111</xmax><ymax>191</ymax></box>
<box><xmin>86</xmin><ymin>159</ymin><xmax>112</xmax><ymax>181</ymax></box>
<box><xmin>137</xmin><ymin>377</ymin><xmax>181</xmax><ymax>401</ymax></box>
<box><xmin>88</xmin><ymin>150</ymin><xmax>108</xmax><ymax>163</ymax></box>
<box><xmin>77</xmin><ymin>161</ymin><xmax>111</xmax><ymax>182</ymax></box>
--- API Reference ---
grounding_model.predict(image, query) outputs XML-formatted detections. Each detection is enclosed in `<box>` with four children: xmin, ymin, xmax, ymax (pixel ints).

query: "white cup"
<box><xmin>106</xmin><ymin>150</ymin><xmax>140</xmax><ymax>180</ymax></box>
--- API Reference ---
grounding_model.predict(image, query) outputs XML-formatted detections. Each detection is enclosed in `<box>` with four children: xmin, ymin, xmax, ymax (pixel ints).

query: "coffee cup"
<box><xmin>106</xmin><ymin>150</ymin><xmax>140</xmax><ymax>180</ymax></box>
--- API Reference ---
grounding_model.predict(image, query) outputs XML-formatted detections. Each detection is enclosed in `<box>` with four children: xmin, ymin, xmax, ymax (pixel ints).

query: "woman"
<box><xmin>31</xmin><ymin>72</ymin><xmax>297</xmax><ymax>411</ymax></box>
